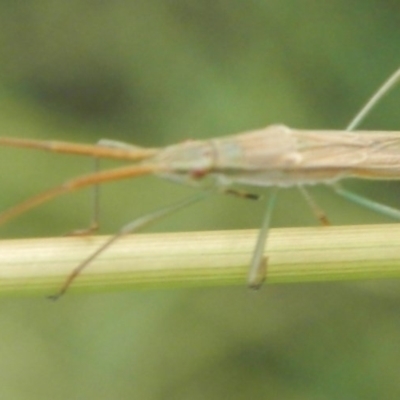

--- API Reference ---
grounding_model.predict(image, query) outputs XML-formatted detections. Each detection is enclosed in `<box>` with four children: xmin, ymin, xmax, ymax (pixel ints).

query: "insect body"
<box><xmin>1</xmin><ymin>68</ymin><xmax>400</xmax><ymax>298</ymax></box>
<box><xmin>157</xmin><ymin>127</ymin><xmax>400</xmax><ymax>186</ymax></box>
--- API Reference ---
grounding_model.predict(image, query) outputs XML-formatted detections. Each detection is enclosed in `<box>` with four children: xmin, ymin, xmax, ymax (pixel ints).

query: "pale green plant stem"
<box><xmin>1</xmin><ymin>224</ymin><xmax>400</xmax><ymax>297</ymax></box>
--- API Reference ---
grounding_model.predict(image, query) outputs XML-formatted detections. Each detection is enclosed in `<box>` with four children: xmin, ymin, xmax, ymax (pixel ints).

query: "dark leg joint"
<box><xmin>224</xmin><ymin>188</ymin><xmax>260</xmax><ymax>200</ymax></box>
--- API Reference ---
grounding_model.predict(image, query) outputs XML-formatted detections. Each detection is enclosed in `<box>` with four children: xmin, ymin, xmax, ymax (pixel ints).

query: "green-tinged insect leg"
<box><xmin>49</xmin><ymin>191</ymin><xmax>212</xmax><ymax>300</ymax></box>
<box><xmin>67</xmin><ymin>139</ymin><xmax>142</xmax><ymax>237</ymax></box>
<box><xmin>346</xmin><ymin>67</ymin><xmax>400</xmax><ymax>131</ymax></box>
<box><xmin>247</xmin><ymin>187</ymin><xmax>279</xmax><ymax>289</ymax></box>
<box><xmin>332</xmin><ymin>183</ymin><xmax>400</xmax><ymax>220</ymax></box>
<box><xmin>66</xmin><ymin>157</ymin><xmax>101</xmax><ymax>236</ymax></box>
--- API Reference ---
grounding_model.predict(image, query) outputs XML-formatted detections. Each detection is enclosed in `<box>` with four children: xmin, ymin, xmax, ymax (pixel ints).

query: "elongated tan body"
<box><xmin>152</xmin><ymin>125</ymin><xmax>400</xmax><ymax>188</ymax></box>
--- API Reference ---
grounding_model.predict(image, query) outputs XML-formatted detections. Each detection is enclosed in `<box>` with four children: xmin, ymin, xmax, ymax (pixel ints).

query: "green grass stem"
<box><xmin>1</xmin><ymin>224</ymin><xmax>400</xmax><ymax>297</ymax></box>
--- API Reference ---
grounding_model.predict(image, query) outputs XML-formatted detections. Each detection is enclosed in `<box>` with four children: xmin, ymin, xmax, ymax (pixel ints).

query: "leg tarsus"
<box><xmin>248</xmin><ymin>256</ymin><xmax>268</xmax><ymax>290</ymax></box>
<box><xmin>64</xmin><ymin>222</ymin><xmax>99</xmax><ymax>237</ymax></box>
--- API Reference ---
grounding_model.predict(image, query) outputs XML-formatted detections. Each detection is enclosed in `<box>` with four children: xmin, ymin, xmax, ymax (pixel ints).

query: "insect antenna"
<box><xmin>0</xmin><ymin>137</ymin><xmax>159</xmax><ymax>161</ymax></box>
<box><xmin>0</xmin><ymin>164</ymin><xmax>158</xmax><ymax>226</ymax></box>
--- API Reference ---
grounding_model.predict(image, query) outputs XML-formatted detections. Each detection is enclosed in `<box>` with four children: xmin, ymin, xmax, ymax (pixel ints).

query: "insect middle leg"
<box><xmin>298</xmin><ymin>185</ymin><xmax>330</xmax><ymax>226</ymax></box>
<box><xmin>247</xmin><ymin>187</ymin><xmax>279</xmax><ymax>289</ymax></box>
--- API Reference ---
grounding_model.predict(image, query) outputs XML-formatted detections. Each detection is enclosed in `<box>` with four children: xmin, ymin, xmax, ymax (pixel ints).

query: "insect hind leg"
<box><xmin>332</xmin><ymin>183</ymin><xmax>400</xmax><ymax>220</ymax></box>
<box><xmin>346</xmin><ymin>67</ymin><xmax>400</xmax><ymax>131</ymax></box>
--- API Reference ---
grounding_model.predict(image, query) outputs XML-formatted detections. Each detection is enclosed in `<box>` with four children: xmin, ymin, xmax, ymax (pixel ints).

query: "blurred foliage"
<box><xmin>1</xmin><ymin>1</ymin><xmax>400</xmax><ymax>399</ymax></box>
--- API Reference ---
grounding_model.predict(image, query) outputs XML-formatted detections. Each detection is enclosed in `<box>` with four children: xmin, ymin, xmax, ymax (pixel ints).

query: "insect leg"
<box><xmin>223</xmin><ymin>188</ymin><xmax>260</xmax><ymax>200</ymax></box>
<box><xmin>347</xmin><ymin>67</ymin><xmax>400</xmax><ymax>130</ymax></box>
<box><xmin>67</xmin><ymin>157</ymin><xmax>101</xmax><ymax>236</ymax></box>
<box><xmin>90</xmin><ymin>157</ymin><xmax>101</xmax><ymax>232</ymax></box>
<box><xmin>48</xmin><ymin>191</ymin><xmax>212</xmax><ymax>300</ymax></box>
<box><xmin>67</xmin><ymin>139</ymin><xmax>144</xmax><ymax>236</ymax></box>
<box><xmin>332</xmin><ymin>183</ymin><xmax>400</xmax><ymax>220</ymax></box>
<box><xmin>298</xmin><ymin>185</ymin><xmax>330</xmax><ymax>226</ymax></box>
<box><xmin>247</xmin><ymin>187</ymin><xmax>279</xmax><ymax>289</ymax></box>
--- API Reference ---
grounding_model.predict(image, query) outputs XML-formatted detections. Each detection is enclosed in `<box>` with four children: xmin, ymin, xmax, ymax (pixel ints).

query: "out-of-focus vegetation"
<box><xmin>1</xmin><ymin>1</ymin><xmax>400</xmax><ymax>398</ymax></box>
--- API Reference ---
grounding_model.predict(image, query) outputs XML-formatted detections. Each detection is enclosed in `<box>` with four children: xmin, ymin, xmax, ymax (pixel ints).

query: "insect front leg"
<box><xmin>49</xmin><ymin>191</ymin><xmax>213</xmax><ymax>300</ymax></box>
<box><xmin>67</xmin><ymin>156</ymin><xmax>101</xmax><ymax>236</ymax></box>
<box><xmin>67</xmin><ymin>139</ymin><xmax>143</xmax><ymax>237</ymax></box>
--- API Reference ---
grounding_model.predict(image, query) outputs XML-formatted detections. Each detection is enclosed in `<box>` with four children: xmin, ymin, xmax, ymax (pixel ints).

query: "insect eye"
<box><xmin>190</xmin><ymin>169</ymin><xmax>208</xmax><ymax>179</ymax></box>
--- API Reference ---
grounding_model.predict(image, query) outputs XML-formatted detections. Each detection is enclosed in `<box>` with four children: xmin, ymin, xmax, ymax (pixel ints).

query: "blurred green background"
<box><xmin>1</xmin><ymin>1</ymin><xmax>400</xmax><ymax>398</ymax></box>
